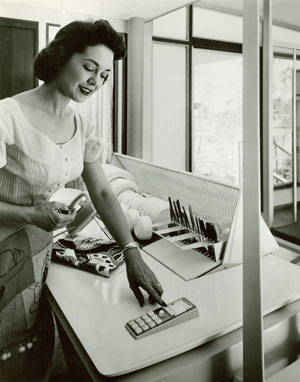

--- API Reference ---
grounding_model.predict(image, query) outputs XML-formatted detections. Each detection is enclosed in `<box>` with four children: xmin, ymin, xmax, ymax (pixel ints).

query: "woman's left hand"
<box><xmin>125</xmin><ymin>248</ymin><xmax>165</xmax><ymax>307</ymax></box>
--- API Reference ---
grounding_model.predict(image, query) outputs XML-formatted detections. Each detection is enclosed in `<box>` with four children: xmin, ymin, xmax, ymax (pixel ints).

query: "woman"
<box><xmin>0</xmin><ymin>19</ymin><xmax>164</xmax><ymax>380</ymax></box>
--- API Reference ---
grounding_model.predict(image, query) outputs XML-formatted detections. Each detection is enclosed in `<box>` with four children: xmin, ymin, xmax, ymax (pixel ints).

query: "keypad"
<box><xmin>125</xmin><ymin>297</ymin><xmax>199</xmax><ymax>339</ymax></box>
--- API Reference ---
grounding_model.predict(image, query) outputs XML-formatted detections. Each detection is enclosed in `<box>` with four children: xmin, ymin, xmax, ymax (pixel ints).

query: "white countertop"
<box><xmin>46</xmin><ymin>249</ymin><xmax>300</xmax><ymax>377</ymax></box>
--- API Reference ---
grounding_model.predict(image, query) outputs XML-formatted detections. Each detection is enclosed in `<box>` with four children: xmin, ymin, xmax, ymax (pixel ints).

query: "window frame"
<box><xmin>152</xmin><ymin>5</ymin><xmax>243</xmax><ymax>173</ymax></box>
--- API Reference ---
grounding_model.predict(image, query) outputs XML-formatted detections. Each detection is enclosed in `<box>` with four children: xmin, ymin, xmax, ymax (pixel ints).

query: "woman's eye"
<box><xmin>84</xmin><ymin>65</ymin><xmax>94</xmax><ymax>72</ymax></box>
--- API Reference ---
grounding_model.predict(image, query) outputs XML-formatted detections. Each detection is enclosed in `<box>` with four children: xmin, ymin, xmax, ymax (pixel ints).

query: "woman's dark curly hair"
<box><xmin>34</xmin><ymin>19</ymin><xmax>126</xmax><ymax>83</ymax></box>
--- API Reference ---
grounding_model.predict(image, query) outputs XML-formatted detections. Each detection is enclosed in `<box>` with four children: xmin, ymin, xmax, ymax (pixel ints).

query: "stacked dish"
<box><xmin>103</xmin><ymin>164</ymin><xmax>170</xmax><ymax>239</ymax></box>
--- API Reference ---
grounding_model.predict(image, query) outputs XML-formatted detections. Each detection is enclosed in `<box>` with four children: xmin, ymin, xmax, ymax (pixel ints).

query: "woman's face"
<box><xmin>55</xmin><ymin>44</ymin><xmax>114</xmax><ymax>102</ymax></box>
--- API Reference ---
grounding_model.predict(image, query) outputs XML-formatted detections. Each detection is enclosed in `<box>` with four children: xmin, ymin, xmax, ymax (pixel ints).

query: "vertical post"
<box><xmin>127</xmin><ymin>17</ymin><xmax>145</xmax><ymax>158</ymax></box>
<box><xmin>243</xmin><ymin>0</ymin><xmax>264</xmax><ymax>381</ymax></box>
<box><xmin>143</xmin><ymin>21</ymin><xmax>153</xmax><ymax>161</ymax></box>
<box><xmin>292</xmin><ymin>49</ymin><xmax>297</xmax><ymax>222</ymax></box>
<box><xmin>262</xmin><ymin>0</ymin><xmax>274</xmax><ymax>227</ymax></box>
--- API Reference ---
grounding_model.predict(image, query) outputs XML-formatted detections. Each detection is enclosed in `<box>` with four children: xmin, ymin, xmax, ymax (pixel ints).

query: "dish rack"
<box><xmin>111</xmin><ymin>154</ymin><xmax>240</xmax><ymax>278</ymax></box>
<box><xmin>151</xmin><ymin>195</ymin><xmax>227</xmax><ymax>262</ymax></box>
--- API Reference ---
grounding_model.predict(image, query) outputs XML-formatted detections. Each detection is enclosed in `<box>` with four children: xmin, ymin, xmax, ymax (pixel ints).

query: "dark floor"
<box><xmin>272</xmin><ymin>205</ymin><xmax>300</xmax><ymax>245</ymax></box>
<box><xmin>273</xmin><ymin>205</ymin><xmax>300</xmax><ymax>228</ymax></box>
<box><xmin>50</xmin><ymin>324</ymin><xmax>69</xmax><ymax>381</ymax></box>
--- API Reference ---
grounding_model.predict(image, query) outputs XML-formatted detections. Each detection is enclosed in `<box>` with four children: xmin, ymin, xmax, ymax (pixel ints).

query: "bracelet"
<box><xmin>122</xmin><ymin>241</ymin><xmax>139</xmax><ymax>254</ymax></box>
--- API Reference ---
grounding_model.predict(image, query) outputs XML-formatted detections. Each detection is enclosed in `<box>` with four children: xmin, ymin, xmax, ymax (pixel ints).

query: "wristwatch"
<box><xmin>122</xmin><ymin>241</ymin><xmax>139</xmax><ymax>253</ymax></box>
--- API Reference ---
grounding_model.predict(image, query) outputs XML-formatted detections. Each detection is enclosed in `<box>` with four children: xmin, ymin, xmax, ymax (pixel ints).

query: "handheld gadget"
<box><xmin>125</xmin><ymin>297</ymin><xmax>199</xmax><ymax>339</ymax></box>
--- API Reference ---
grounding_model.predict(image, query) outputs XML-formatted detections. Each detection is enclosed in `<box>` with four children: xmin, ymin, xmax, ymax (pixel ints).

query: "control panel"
<box><xmin>125</xmin><ymin>297</ymin><xmax>199</xmax><ymax>339</ymax></box>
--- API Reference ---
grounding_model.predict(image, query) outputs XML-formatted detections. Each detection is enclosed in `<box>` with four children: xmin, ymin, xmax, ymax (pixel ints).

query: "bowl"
<box><xmin>118</xmin><ymin>190</ymin><xmax>140</xmax><ymax>204</ymax></box>
<box><xmin>102</xmin><ymin>164</ymin><xmax>135</xmax><ymax>183</ymax></box>
<box><xmin>130</xmin><ymin>196</ymin><xmax>170</xmax><ymax>224</ymax></box>
<box><xmin>109</xmin><ymin>178</ymin><xmax>140</xmax><ymax>197</ymax></box>
<box><xmin>127</xmin><ymin>194</ymin><xmax>147</xmax><ymax>211</ymax></box>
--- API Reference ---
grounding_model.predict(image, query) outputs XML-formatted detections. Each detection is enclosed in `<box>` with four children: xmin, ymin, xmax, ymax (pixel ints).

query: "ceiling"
<box><xmin>4</xmin><ymin>0</ymin><xmax>197</xmax><ymax>20</ymax></box>
<box><xmin>199</xmin><ymin>0</ymin><xmax>300</xmax><ymax>30</ymax></box>
<box><xmin>3</xmin><ymin>0</ymin><xmax>300</xmax><ymax>28</ymax></box>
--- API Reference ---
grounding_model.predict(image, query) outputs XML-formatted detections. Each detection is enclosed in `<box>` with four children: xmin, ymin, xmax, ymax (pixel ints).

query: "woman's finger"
<box><xmin>152</xmin><ymin>281</ymin><xmax>163</xmax><ymax>296</ymax></box>
<box><xmin>129</xmin><ymin>280</ymin><xmax>144</xmax><ymax>307</ymax></box>
<box><xmin>141</xmin><ymin>284</ymin><xmax>166</xmax><ymax>307</ymax></box>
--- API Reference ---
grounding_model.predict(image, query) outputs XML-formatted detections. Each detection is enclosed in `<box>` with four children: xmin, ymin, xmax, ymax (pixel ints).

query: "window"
<box><xmin>193</xmin><ymin>7</ymin><xmax>243</xmax><ymax>44</ymax></box>
<box><xmin>272</xmin><ymin>49</ymin><xmax>293</xmax><ymax>186</ymax></box>
<box><xmin>153</xmin><ymin>7</ymin><xmax>187</xmax><ymax>40</ymax></box>
<box><xmin>151</xmin><ymin>5</ymin><xmax>243</xmax><ymax>180</ymax></box>
<box><xmin>273</xmin><ymin>26</ymin><xmax>300</xmax><ymax>45</ymax></box>
<box><xmin>151</xmin><ymin>4</ymin><xmax>300</xmax><ymax>191</ymax></box>
<box><xmin>152</xmin><ymin>42</ymin><xmax>187</xmax><ymax>170</ymax></box>
<box><xmin>193</xmin><ymin>49</ymin><xmax>243</xmax><ymax>184</ymax></box>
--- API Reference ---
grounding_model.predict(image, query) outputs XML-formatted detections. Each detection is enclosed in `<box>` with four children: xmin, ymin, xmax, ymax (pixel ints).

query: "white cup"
<box><xmin>125</xmin><ymin>208</ymin><xmax>140</xmax><ymax>231</ymax></box>
<box><xmin>134</xmin><ymin>215</ymin><xmax>153</xmax><ymax>241</ymax></box>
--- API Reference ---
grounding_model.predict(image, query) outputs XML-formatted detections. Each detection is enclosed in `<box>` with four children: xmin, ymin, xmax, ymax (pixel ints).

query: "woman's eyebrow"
<box><xmin>84</xmin><ymin>59</ymin><xmax>99</xmax><ymax>67</ymax></box>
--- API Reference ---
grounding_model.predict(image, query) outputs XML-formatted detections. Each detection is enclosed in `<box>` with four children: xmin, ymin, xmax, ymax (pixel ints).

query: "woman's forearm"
<box><xmin>82</xmin><ymin>161</ymin><xmax>135</xmax><ymax>248</ymax></box>
<box><xmin>82</xmin><ymin>161</ymin><xmax>165</xmax><ymax>307</ymax></box>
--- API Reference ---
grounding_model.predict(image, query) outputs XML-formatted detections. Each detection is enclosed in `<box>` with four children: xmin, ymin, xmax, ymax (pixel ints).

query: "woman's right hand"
<box><xmin>29</xmin><ymin>201</ymin><xmax>76</xmax><ymax>232</ymax></box>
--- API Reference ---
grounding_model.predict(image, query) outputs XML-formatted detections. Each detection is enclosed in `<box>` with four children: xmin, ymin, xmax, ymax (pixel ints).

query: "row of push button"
<box><xmin>127</xmin><ymin>311</ymin><xmax>166</xmax><ymax>335</ymax></box>
<box><xmin>125</xmin><ymin>298</ymin><xmax>198</xmax><ymax>340</ymax></box>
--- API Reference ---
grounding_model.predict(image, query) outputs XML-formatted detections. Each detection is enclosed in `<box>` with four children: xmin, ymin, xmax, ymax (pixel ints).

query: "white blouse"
<box><xmin>0</xmin><ymin>98</ymin><xmax>102</xmax><ymax>206</ymax></box>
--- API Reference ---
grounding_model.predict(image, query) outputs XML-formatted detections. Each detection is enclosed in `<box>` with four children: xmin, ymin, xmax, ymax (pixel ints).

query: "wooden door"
<box><xmin>0</xmin><ymin>17</ymin><xmax>38</xmax><ymax>99</ymax></box>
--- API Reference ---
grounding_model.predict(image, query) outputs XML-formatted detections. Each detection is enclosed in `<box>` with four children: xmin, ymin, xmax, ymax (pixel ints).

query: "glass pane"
<box><xmin>152</xmin><ymin>43</ymin><xmax>187</xmax><ymax>170</ymax></box>
<box><xmin>273</xmin><ymin>51</ymin><xmax>293</xmax><ymax>186</ymax></box>
<box><xmin>153</xmin><ymin>7</ymin><xmax>187</xmax><ymax>40</ymax></box>
<box><xmin>193</xmin><ymin>49</ymin><xmax>242</xmax><ymax>185</ymax></box>
<box><xmin>272</xmin><ymin>48</ymin><xmax>294</xmax><ymax>227</ymax></box>
<box><xmin>296</xmin><ymin>51</ymin><xmax>300</xmax><ymax>185</ymax></box>
<box><xmin>273</xmin><ymin>26</ymin><xmax>300</xmax><ymax>45</ymax></box>
<box><xmin>193</xmin><ymin>7</ymin><xmax>242</xmax><ymax>43</ymax></box>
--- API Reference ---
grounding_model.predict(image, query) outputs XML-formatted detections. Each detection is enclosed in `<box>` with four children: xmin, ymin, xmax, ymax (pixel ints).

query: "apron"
<box><xmin>0</xmin><ymin>224</ymin><xmax>55</xmax><ymax>381</ymax></box>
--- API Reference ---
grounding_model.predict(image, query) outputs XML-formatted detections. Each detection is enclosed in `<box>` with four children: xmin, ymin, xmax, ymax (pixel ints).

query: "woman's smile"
<box><xmin>55</xmin><ymin>44</ymin><xmax>113</xmax><ymax>102</ymax></box>
<box><xmin>79</xmin><ymin>85</ymin><xmax>93</xmax><ymax>96</ymax></box>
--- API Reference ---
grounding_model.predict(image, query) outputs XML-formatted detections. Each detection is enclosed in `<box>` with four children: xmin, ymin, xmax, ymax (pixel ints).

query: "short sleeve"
<box><xmin>0</xmin><ymin>99</ymin><xmax>15</xmax><ymax>168</ymax></box>
<box><xmin>83</xmin><ymin>119</ymin><xmax>102</xmax><ymax>163</ymax></box>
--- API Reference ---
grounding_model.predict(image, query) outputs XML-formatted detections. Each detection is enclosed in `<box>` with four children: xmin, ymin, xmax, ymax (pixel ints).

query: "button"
<box><xmin>141</xmin><ymin>324</ymin><xmax>149</xmax><ymax>331</ymax></box>
<box><xmin>133</xmin><ymin>327</ymin><xmax>142</xmax><ymax>335</ymax></box>
<box><xmin>130</xmin><ymin>323</ymin><xmax>139</xmax><ymax>330</ymax></box>
<box><xmin>165</xmin><ymin>307</ymin><xmax>176</xmax><ymax>316</ymax></box>
<box><xmin>48</xmin><ymin>190</ymin><xmax>52</xmax><ymax>193</ymax></box>
<box><xmin>149</xmin><ymin>321</ymin><xmax>156</xmax><ymax>328</ymax></box>
<box><xmin>158</xmin><ymin>309</ymin><xmax>165</xmax><ymax>318</ymax></box>
<box><xmin>144</xmin><ymin>317</ymin><xmax>151</xmax><ymax>324</ymax></box>
<box><xmin>57</xmin><ymin>183</ymin><xmax>61</xmax><ymax>187</ymax></box>
<box><xmin>170</xmin><ymin>302</ymin><xmax>188</xmax><ymax>315</ymax></box>
<box><xmin>65</xmin><ymin>172</ymin><xmax>69</xmax><ymax>176</ymax></box>
<box><xmin>65</xmin><ymin>157</ymin><xmax>68</xmax><ymax>162</ymax></box>
<box><xmin>141</xmin><ymin>314</ymin><xmax>148</xmax><ymax>320</ymax></box>
<box><xmin>59</xmin><ymin>145</ymin><xmax>63</xmax><ymax>149</ymax></box>
<box><xmin>154</xmin><ymin>317</ymin><xmax>162</xmax><ymax>324</ymax></box>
